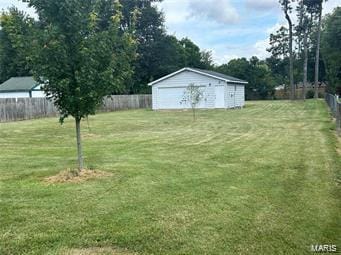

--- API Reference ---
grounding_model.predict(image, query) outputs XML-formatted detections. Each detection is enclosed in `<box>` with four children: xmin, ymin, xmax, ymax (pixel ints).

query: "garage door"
<box><xmin>157</xmin><ymin>87</ymin><xmax>206</xmax><ymax>109</ymax></box>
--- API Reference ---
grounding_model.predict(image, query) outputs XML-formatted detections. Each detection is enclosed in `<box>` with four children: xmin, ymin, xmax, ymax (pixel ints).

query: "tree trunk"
<box><xmin>314</xmin><ymin>5</ymin><xmax>322</xmax><ymax>99</ymax></box>
<box><xmin>285</xmin><ymin>11</ymin><xmax>295</xmax><ymax>100</ymax></box>
<box><xmin>75</xmin><ymin>117</ymin><xmax>84</xmax><ymax>171</ymax></box>
<box><xmin>303</xmin><ymin>26</ymin><xmax>308</xmax><ymax>101</ymax></box>
<box><xmin>192</xmin><ymin>106</ymin><xmax>196</xmax><ymax>121</ymax></box>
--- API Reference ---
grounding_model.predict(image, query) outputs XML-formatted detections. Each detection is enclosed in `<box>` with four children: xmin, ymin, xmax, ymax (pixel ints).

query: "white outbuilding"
<box><xmin>0</xmin><ymin>77</ymin><xmax>45</xmax><ymax>99</ymax></box>
<box><xmin>149</xmin><ymin>67</ymin><xmax>247</xmax><ymax>110</ymax></box>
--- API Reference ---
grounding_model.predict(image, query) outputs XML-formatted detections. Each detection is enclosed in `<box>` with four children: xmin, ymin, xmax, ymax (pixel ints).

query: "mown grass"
<box><xmin>0</xmin><ymin>100</ymin><xmax>340</xmax><ymax>255</ymax></box>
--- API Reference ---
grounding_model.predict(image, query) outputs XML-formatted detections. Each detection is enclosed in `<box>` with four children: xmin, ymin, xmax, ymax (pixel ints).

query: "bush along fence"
<box><xmin>325</xmin><ymin>93</ymin><xmax>341</xmax><ymax>136</ymax></box>
<box><xmin>0</xmin><ymin>94</ymin><xmax>152</xmax><ymax>123</ymax></box>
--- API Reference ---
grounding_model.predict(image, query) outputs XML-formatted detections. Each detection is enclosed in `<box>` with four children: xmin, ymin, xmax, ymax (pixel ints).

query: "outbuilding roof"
<box><xmin>148</xmin><ymin>67</ymin><xmax>248</xmax><ymax>86</ymax></box>
<box><xmin>0</xmin><ymin>77</ymin><xmax>40</xmax><ymax>92</ymax></box>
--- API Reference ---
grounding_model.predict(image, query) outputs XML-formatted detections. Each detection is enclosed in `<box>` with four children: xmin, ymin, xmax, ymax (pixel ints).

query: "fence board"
<box><xmin>0</xmin><ymin>95</ymin><xmax>152</xmax><ymax>123</ymax></box>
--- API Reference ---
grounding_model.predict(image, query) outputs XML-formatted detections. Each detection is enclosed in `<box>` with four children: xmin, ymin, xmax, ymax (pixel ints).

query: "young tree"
<box><xmin>0</xmin><ymin>7</ymin><xmax>33</xmax><ymax>83</ymax></box>
<box><xmin>279</xmin><ymin>0</ymin><xmax>295</xmax><ymax>100</ymax></box>
<box><xmin>25</xmin><ymin>0</ymin><xmax>136</xmax><ymax>171</ymax></box>
<box><xmin>181</xmin><ymin>83</ymin><xmax>205</xmax><ymax>121</ymax></box>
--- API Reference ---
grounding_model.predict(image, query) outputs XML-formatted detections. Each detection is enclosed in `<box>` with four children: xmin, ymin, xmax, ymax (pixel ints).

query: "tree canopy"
<box><xmin>0</xmin><ymin>7</ymin><xmax>33</xmax><ymax>83</ymax></box>
<box><xmin>321</xmin><ymin>7</ymin><xmax>341</xmax><ymax>94</ymax></box>
<box><xmin>23</xmin><ymin>0</ymin><xmax>136</xmax><ymax>170</ymax></box>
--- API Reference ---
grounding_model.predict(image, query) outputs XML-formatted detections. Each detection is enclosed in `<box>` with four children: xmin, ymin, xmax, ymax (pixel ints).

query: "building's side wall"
<box><xmin>235</xmin><ymin>85</ymin><xmax>245</xmax><ymax>107</ymax></box>
<box><xmin>225</xmin><ymin>84</ymin><xmax>235</xmax><ymax>108</ymax></box>
<box><xmin>152</xmin><ymin>86</ymin><xmax>158</xmax><ymax>110</ymax></box>
<box><xmin>0</xmin><ymin>92</ymin><xmax>30</xmax><ymax>98</ymax></box>
<box><xmin>31</xmin><ymin>90</ymin><xmax>46</xmax><ymax>98</ymax></box>
<box><xmin>225</xmin><ymin>84</ymin><xmax>245</xmax><ymax>108</ymax></box>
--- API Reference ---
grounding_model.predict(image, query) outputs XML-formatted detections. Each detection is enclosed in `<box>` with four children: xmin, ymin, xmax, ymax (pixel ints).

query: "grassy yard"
<box><xmin>0</xmin><ymin>100</ymin><xmax>340</xmax><ymax>255</ymax></box>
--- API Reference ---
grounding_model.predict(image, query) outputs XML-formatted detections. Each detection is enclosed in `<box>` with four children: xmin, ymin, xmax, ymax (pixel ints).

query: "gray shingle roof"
<box><xmin>0</xmin><ymin>77</ymin><xmax>39</xmax><ymax>92</ymax></box>
<box><xmin>148</xmin><ymin>67</ymin><xmax>248</xmax><ymax>86</ymax></box>
<box><xmin>190</xmin><ymin>68</ymin><xmax>248</xmax><ymax>83</ymax></box>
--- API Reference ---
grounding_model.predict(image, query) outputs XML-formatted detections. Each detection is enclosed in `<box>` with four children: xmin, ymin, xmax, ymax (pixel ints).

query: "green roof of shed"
<box><xmin>0</xmin><ymin>77</ymin><xmax>39</xmax><ymax>92</ymax></box>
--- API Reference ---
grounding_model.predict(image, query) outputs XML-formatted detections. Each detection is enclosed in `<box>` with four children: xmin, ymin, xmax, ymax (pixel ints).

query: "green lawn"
<box><xmin>0</xmin><ymin>100</ymin><xmax>340</xmax><ymax>255</ymax></box>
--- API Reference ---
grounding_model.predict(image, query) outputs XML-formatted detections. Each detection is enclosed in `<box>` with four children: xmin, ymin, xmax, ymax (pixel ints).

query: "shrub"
<box><xmin>306</xmin><ymin>90</ymin><xmax>315</xmax><ymax>99</ymax></box>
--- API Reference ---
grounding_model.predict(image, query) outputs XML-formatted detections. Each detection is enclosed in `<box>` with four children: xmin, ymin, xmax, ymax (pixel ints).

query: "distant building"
<box><xmin>149</xmin><ymin>67</ymin><xmax>247</xmax><ymax>110</ymax></box>
<box><xmin>0</xmin><ymin>77</ymin><xmax>45</xmax><ymax>98</ymax></box>
<box><xmin>275</xmin><ymin>84</ymin><xmax>285</xmax><ymax>90</ymax></box>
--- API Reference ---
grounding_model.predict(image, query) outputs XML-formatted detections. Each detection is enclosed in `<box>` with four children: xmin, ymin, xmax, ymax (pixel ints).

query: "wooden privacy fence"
<box><xmin>0</xmin><ymin>94</ymin><xmax>152</xmax><ymax>123</ymax></box>
<box><xmin>274</xmin><ymin>87</ymin><xmax>326</xmax><ymax>100</ymax></box>
<box><xmin>325</xmin><ymin>93</ymin><xmax>341</xmax><ymax>136</ymax></box>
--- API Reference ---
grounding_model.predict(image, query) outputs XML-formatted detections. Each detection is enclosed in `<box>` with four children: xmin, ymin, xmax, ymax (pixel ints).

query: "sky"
<box><xmin>1</xmin><ymin>0</ymin><xmax>341</xmax><ymax>65</ymax></box>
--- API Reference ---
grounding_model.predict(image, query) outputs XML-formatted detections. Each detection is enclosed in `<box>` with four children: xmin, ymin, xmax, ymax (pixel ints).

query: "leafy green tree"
<box><xmin>268</xmin><ymin>26</ymin><xmax>289</xmax><ymax>59</ymax></box>
<box><xmin>25</xmin><ymin>0</ymin><xmax>136</xmax><ymax>171</ymax></box>
<box><xmin>200</xmin><ymin>50</ymin><xmax>214</xmax><ymax>70</ymax></box>
<box><xmin>217</xmin><ymin>57</ymin><xmax>276</xmax><ymax>100</ymax></box>
<box><xmin>123</xmin><ymin>0</ymin><xmax>166</xmax><ymax>93</ymax></box>
<box><xmin>321</xmin><ymin>7</ymin><xmax>341</xmax><ymax>94</ymax></box>
<box><xmin>180</xmin><ymin>38</ymin><xmax>203</xmax><ymax>68</ymax></box>
<box><xmin>0</xmin><ymin>7</ymin><xmax>33</xmax><ymax>83</ymax></box>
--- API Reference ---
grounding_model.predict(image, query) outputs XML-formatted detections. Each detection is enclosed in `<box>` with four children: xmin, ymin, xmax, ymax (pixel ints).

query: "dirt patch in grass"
<box><xmin>60</xmin><ymin>247</ymin><xmax>137</xmax><ymax>255</ymax></box>
<box><xmin>44</xmin><ymin>169</ymin><xmax>112</xmax><ymax>184</ymax></box>
<box><xmin>82</xmin><ymin>133</ymin><xmax>102</xmax><ymax>139</ymax></box>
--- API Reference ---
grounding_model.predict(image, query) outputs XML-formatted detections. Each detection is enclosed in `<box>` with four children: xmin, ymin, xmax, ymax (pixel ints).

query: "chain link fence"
<box><xmin>325</xmin><ymin>93</ymin><xmax>341</xmax><ymax>136</ymax></box>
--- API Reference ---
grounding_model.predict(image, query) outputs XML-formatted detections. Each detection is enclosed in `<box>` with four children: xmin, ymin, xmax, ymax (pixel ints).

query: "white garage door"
<box><xmin>157</xmin><ymin>87</ymin><xmax>206</xmax><ymax>109</ymax></box>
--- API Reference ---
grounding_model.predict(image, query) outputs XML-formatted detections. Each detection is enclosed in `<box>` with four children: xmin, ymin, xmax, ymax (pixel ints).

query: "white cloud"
<box><xmin>253</xmin><ymin>39</ymin><xmax>271</xmax><ymax>59</ymax></box>
<box><xmin>245</xmin><ymin>0</ymin><xmax>278</xmax><ymax>10</ymax></box>
<box><xmin>266</xmin><ymin>22</ymin><xmax>286</xmax><ymax>34</ymax></box>
<box><xmin>188</xmin><ymin>0</ymin><xmax>240</xmax><ymax>25</ymax></box>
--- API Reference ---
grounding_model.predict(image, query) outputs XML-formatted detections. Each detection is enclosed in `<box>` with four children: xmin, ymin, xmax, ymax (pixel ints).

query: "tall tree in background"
<box><xmin>279</xmin><ymin>0</ymin><xmax>295</xmax><ymax>100</ymax></box>
<box><xmin>24</xmin><ymin>0</ymin><xmax>136</xmax><ymax>171</ymax></box>
<box><xmin>216</xmin><ymin>57</ymin><xmax>276</xmax><ymax>100</ymax></box>
<box><xmin>267</xmin><ymin>26</ymin><xmax>290</xmax><ymax>87</ymax></box>
<box><xmin>296</xmin><ymin>0</ymin><xmax>312</xmax><ymax>100</ymax></box>
<box><xmin>0</xmin><ymin>7</ymin><xmax>33</xmax><ymax>83</ymax></box>
<box><xmin>321</xmin><ymin>7</ymin><xmax>341</xmax><ymax>95</ymax></box>
<box><xmin>268</xmin><ymin>26</ymin><xmax>289</xmax><ymax>59</ymax></box>
<box><xmin>304</xmin><ymin>0</ymin><xmax>327</xmax><ymax>98</ymax></box>
<box><xmin>127</xmin><ymin>0</ymin><xmax>166</xmax><ymax>93</ymax></box>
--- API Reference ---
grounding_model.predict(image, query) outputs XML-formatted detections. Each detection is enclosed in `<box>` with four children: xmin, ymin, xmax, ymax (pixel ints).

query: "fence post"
<box><xmin>337</xmin><ymin>101</ymin><xmax>341</xmax><ymax>136</ymax></box>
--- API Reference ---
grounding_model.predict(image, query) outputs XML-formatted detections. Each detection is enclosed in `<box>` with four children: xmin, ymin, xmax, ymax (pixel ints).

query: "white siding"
<box><xmin>215</xmin><ymin>85</ymin><xmax>225</xmax><ymax>108</ymax></box>
<box><xmin>152</xmin><ymin>86</ymin><xmax>158</xmax><ymax>110</ymax></box>
<box><xmin>157</xmin><ymin>86</ymin><xmax>207</xmax><ymax>109</ymax></box>
<box><xmin>0</xmin><ymin>92</ymin><xmax>30</xmax><ymax>98</ymax></box>
<box><xmin>31</xmin><ymin>90</ymin><xmax>46</xmax><ymax>98</ymax></box>
<box><xmin>226</xmin><ymin>84</ymin><xmax>235</xmax><ymax>108</ymax></box>
<box><xmin>235</xmin><ymin>85</ymin><xmax>245</xmax><ymax>107</ymax></box>
<box><xmin>153</xmin><ymin>70</ymin><xmax>224</xmax><ymax>110</ymax></box>
<box><xmin>225</xmin><ymin>84</ymin><xmax>245</xmax><ymax>108</ymax></box>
